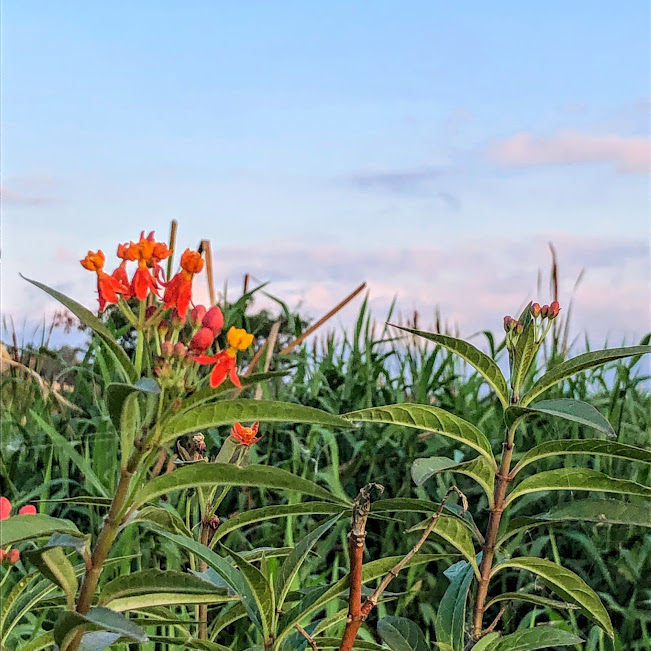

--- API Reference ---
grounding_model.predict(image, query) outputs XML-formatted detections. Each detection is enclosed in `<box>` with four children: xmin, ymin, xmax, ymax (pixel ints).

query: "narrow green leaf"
<box><xmin>492</xmin><ymin>557</ymin><xmax>613</xmax><ymax>637</ymax></box>
<box><xmin>506</xmin><ymin>468</ymin><xmax>651</xmax><ymax>504</ymax></box>
<box><xmin>54</xmin><ymin>606</ymin><xmax>148</xmax><ymax>649</ymax></box>
<box><xmin>493</xmin><ymin>626</ymin><xmax>583</xmax><ymax>650</ymax></box>
<box><xmin>211</xmin><ymin>502</ymin><xmax>348</xmax><ymax>546</ymax></box>
<box><xmin>134</xmin><ymin>463</ymin><xmax>349</xmax><ymax>510</ymax></box>
<box><xmin>23</xmin><ymin>546</ymin><xmax>78</xmax><ymax>609</ymax></box>
<box><xmin>21</xmin><ymin>275</ymin><xmax>138</xmax><ymax>383</ymax></box>
<box><xmin>497</xmin><ymin>499</ymin><xmax>651</xmax><ymax>546</ymax></box>
<box><xmin>124</xmin><ymin>505</ymin><xmax>192</xmax><ymax>537</ymax></box>
<box><xmin>406</xmin><ymin>515</ymin><xmax>479</xmax><ymax>575</ymax></box>
<box><xmin>510</xmin><ymin>320</ymin><xmax>537</xmax><ymax>396</ymax></box>
<box><xmin>468</xmin><ymin>632</ymin><xmax>500</xmax><ymax>650</ymax></box>
<box><xmin>226</xmin><ymin>548</ymin><xmax>275</xmax><ymax>640</ymax></box>
<box><xmin>412</xmin><ymin>456</ymin><xmax>495</xmax><ymax>506</ymax></box>
<box><xmin>275</xmin><ymin>514</ymin><xmax>342</xmax><ymax>609</ymax></box>
<box><xmin>30</xmin><ymin>411</ymin><xmax>109</xmax><ymax>498</ymax></box>
<box><xmin>484</xmin><ymin>592</ymin><xmax>578</xmax><ymax>611</ymax></box>
<box><xmin>521</xmin><ymin>345</ymin><xmax>651</xmax><ymax>406</ymax></box>
<box><xmin>99</xmin><ymin>569</ymin><xmax>235</xmax><ymax>611</ymax></box>
<box><xmin>21</xmin><ymin>632</ymin><xmax>55</xmax><ymax>651</ymax></box>
<box><xmin>147</xmin><ymin>637</ymin><xmax>230</xmax><ymax>650</ymax></box>
<box><xmin>161</xmin><ymin>399</ymin><xmax>350</xmax><ymax>443</ymax></box>
<box><xmin>0</xmin><ymin>513</ymin><xmax>82</xmax><ymax>547</ymax></box>
<box><xmin>377</xmin><ymin>615</ymin><xmax>429</xmax><ymax>651</ymax></box>
<box><xmin>344</xmin><ymin>404</ymin><xmax>495</xmax><ymax>464</ymax></box>
<box><xmin>392</xmin><ymin>326</ymin><xmax>510</xmax><ymax>407</ymax></box>
<box><xmin>513</xmin><ymin>439</ymin><xmax>651</xmax><ymax>475</ymax></box>
<box><xmin>435</xmin><ymin>560</ymin><xmax>474</xmax><ymax>651</ymax></box>
<box><xmin>506</xmin><ymin>399</ymin><xmax>615</xmax><ymax>438</ymax></box>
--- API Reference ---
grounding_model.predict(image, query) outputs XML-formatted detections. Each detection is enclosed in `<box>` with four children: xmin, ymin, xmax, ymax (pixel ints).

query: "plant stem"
<box><xmin>471</xmin><ymin>413</ymin><xmax>518</xmax><ymax>640</ymax></box>
<box><xmin>134</xmin><ymin>300</ymin><xmax>146</xmax><ymax>376</ymax></box>
<box><xmin>198</xmin><ymin>519</ymin><xmax>210</xmax><ymax>639</ymax></box>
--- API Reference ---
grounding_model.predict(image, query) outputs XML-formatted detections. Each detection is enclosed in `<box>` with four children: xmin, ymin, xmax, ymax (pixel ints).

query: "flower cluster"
<box><xmin>231</xmin><ymin>421</ymin><xmax>262</xmax><ymax>447</ymax></box>
<box><xmin>81</xmin><ymin>231</ymin><xmax>203</xmax><ymax>317</ymax></box>
<box><xmin>1</xmin><ymin>497</ymin><xmax>36</xmax><ymax>565</ymax></box>
<box><xmin>504</xmin><ymin>300</ymin><xmax>561</xmax><ymax>350</ymax></box>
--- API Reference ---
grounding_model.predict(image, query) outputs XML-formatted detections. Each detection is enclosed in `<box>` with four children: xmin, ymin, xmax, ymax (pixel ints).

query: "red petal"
<box><xmin>0</xmin><ymin>496</ymin><xmax>12</xmax><ymax>520</ymax></box>
<box><xmin>210</xmin><ymin>363</ymin><xmax>229</xmax><ymax>388</ymax></box>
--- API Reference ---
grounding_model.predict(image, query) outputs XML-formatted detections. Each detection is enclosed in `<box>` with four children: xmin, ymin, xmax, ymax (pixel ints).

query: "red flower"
<box><xmin>231</xmin><ymin>422</ymin><xmax>261</xmax><ymax>447</ymax></box>
<box><xmin>195</xmin><ymin>350</ymin><xmax>239</xmax><ymax>388</ymax></box>
<box><xmin>80</xmin><ymin>250</ymin><xmax>129</xmax><ymax>312</ymax></box>
<box><xmin>163</xmin><ymin>249</ymin><xmax>204</xmax><ymax>318</ymax></box>
<box><xmin>0</xmin><ymin>496</ymin><xmax>11</xmax><ymax>520</ymax></box>
<box><xmin>19</xmin><ymin>504</ymin><xmax>37</xmax><ymax>515</ymax></box>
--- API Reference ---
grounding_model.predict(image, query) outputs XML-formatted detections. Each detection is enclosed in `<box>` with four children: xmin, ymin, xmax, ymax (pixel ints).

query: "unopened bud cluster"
<box><xmin>504</xmin><ymin>300</ymin><xmax>561</xmax><ymax>350</ymax></box>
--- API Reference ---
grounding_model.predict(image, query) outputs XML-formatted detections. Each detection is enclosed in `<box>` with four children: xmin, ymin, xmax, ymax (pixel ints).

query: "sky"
<box><xmin>1</xmin><ymin>1</ymin><xmax>649</xmax><ymax>350</ymax></box>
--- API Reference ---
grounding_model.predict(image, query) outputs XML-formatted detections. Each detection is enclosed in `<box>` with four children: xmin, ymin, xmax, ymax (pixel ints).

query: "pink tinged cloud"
<box><xmin>489</xmin><ymin>131</ymin><xmax>650</xmax><ymax>173</ymax></box>
<box><xmin>0</xmin><ymin>185</ymin><xmax>51</xmax><ymax>206</ymax></box>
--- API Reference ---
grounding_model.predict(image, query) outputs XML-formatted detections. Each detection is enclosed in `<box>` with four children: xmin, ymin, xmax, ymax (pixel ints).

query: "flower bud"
<box><xmin>189</xmin><ymin>327</ymin><xmax>214</xmax><ymax>354</ymax></box>
<box><xmin>158</xmin><ymin>319</ymin><xmax>170</xmax><ymax>338</ymax></box>
<box><xmin>515</xmin><ymin>321</ymin><xmax>524</xmax><ymax>334</ymax></box>
<box><xmin>530</xmin><ymin>303</ymin><xmax>541</xmax><ymax>318</ymax></box>
<box><xmin>161</xmin><ymin>341</ymin><xmax>174</xmax><ymax>359</ymax></box>
<box><xmin>209</xmin><ymin>514</ymin><xmax>220</xmax><ymax>529</ymax></box>
<box><xmin>540</xmin><ymin>304</ymin><xmax>549</xmax><ymax>318</ymax></box>
<box><xmin>503</xmin><ymin>316</ymin><xmax>511</xmax><ymax>332</ymax></box>
<box><xmin>172</xmin><ymin>398</ymin><xmax>183</xmax><ymax>412</ymax></box>
<box><xmin>145</xmin><ymin>305</ymin><xmax>158</xmax><ymax>320</ymax></box>
<box><xmin>8</xmin><ymin>549</ymin><xmax>19</xmax><ymax>564</ymax></box>
<box><xmin>193</xmin><ymin>433</ymin><xmax>206</xmax><ymax>453</ymax></box>
<box><xmin>202</xmin><ymin>306</ymin><xmax>224</xmax><ymax>335</ymax></box>
<box><xmin>171</xmin><ymin>308</ymin><xmax>186</xmax><ymax>329</ymax></box>
<box><xmin>18</xmin><ymin>505</ymin><xmax>36</xmax><ymax>515</ymax></box>
<box><xmin>549</xmin><ymin>300</ymin><xmax>560</xmax><ymax>319</ymax></box>
<box><xmin>190</xmin><ymin>305</ymin><xmax>207</xmax><ymax>328</ymax></box>
<box><xmin>173</xmin><ymin>342</ymin><xmax>187</xmax><ymax>361</ymax></box>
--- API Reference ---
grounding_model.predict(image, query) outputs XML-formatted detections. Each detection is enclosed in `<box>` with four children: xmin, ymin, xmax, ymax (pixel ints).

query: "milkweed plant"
<box><xmin>1</xmin><ymin>226</ymin><xmax>649</xmax><ymax>651</ymax></box>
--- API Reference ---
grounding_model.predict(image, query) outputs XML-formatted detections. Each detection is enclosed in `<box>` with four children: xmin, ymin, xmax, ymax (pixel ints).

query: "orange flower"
<box><xmin>231</xmin><ymin>422</ymin><xmax>261</xmax><ymax>447</ymax></box>
<box><xmin>163</xmin><ymin>249</ymin><xmax>204</xmax><ymax>318</ymax></box>
<box><xmin>80</xmin><ymin>250</ymin><xmax>129</xmax><ymax>312</ymax></box>
<box><xmin>126</xmin><ymin>233</ymin><xmax>159</xmax><ymax>301</ymax></box>
<box><xmin>194</xmin><ymin>327</ymin><xmax>253</xmax><ymax>388</ymax></box>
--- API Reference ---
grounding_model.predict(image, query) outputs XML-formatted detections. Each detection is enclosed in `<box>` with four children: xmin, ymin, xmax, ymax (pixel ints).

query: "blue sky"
<box><xmin>2</xmin><ymin>1</ymin><xmax>649</xmax><ymax>347</ymax></box>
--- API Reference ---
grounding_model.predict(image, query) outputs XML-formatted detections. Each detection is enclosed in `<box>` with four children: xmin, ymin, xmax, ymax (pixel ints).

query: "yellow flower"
<box><xmin>227</xmin><ymin>327</ymin><xmax>253</xmax><ymax>351</ymax></box>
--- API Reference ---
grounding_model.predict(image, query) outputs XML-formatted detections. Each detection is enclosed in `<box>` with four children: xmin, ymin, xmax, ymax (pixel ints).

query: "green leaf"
<box><xmin>344</xmin><ymin>404</ymin><xmax>495</xmax><ymax>464</ymax></box>
<box><xmin>124</xmin><ymin>505</ymin><xmax>192</xmax><ymax>537</ymax></box>
<box><xmin>468</xmin><ymin>632</ymin><xmax>500</xmax><ymax>651</ymax></box>
<box><xmin>178</xmin><ymin>371</ymin><xmax>290</xmax><ymax>413</ymax></box>
<box><xmin>21</xmin><ymin>632</ymin><xmax>56</xmax><ymax>651</ymax></box>
<box><xmin>147</xmin><ymin>637</ymin><xmax>230</xmax><ymax>650</ymax></box>
<box><xmin>23</xmin><ymin>546</ymin><xmax>78</xmax><ymax>609</ymax></box>
<box><xmin>77</xmin><ymin>632</ymin><xmax>122</xmax><ymax>651</ymax></box>
<box><xmin>484</xmin><ymin>592</ymin><xmax>578</xmax><ymax>611</ymax></box>
<box><xmin>275</xmin><ymin>514</ymin><xmax>343</xmax><ymax>609</ymax></box>
<box><xmin>492</xmin><ymin>557</ymin><xmax>613</xmax><ymax>637</ymax></box>
<box><xmin>435</xmin><ymin>560</ymin><xmax>474</xmax><ymax>651</ymax></box>
<box><xmin>506</xmin><ymin>399</ymin><xmax>615</xmax><ymax>438</ymax></box>
<box><xmin>161</xmin><ymin>399</ymin><xmax>351</xmax><ymax>443</ymax></box>
<box><xmin>411</xmin><ymin>456</ymin><xmax>495</xmax><ymax>506</ymax></box>
<box><xmin>21</xmin><ymin>275</ymin><xmax>137</xmax><ymax>383</ymax></box>
<box><xmin>30</xmin><ymin>411</ymin><xmax>109</xmax><ymax>498</ymax></box>
<box><xmin>497</xmin><ymin>499</ymin><xmax>651</xmax><ymax>546</ymax></box>
<box><xmin>98</xmin><ymin>569</ymin><xmax>235</xmax><ymax>611</ymax></box>
<box><xmin>134</xmin><ymin>463</ymin><xmax>350</xmax><ymax>510</ymax></box>
<box><xmin>145</xmin><ymin>529</ymin><xmax>262</xmax><ymax>630</ymax></box>
<box><xmin>493</xmin><ymin>626</ymin><xmax>584</xmax><ymax>650</ymax></box>
<box><xmin>277</xmin><ymin>554</ymin><xmax>451</xmax><ymax>644</ymax></box>
<box><xmin>377</xmin><ymin>615</ymin><xmax>429</xmax><ymax>651</ymax></box>
<box><xmin>54</xmin><ymin>606</ymin><xmax>148</xmax><ymax>649</ymax></box>
<box><xmin>521</xmin><ymin>345</ymin><xmax>651</xmax><ymax>406</ymax></box>
<box><xmin>211</xmin><ymin>502</ymin><xmax>348</xmax><ymax>546</ymax></box>
<box><xmin>510</xmin><ymin>319</ymin><xmax>538</xmax><ymax>397</ymax></box>
<box><xmin>406</xmin><ymin>515</ymin><xmax>479</xmax><ymax>574</ymax></box>
<box><xmin>512</xmin><ymin>438</ymin><xmax>651</xmax><ymax>476</ymax></box>
<box><xmin>0</xmin><ymin>513</ymin><xmax>82</xmax><ymax>547</ymax></box>
<box><xmin>106</xmin><ymin>378</ymin><xmax>160</xmax><ymax>430</ymax></box>
<box><xmin>506</xmin><ymin>468</ymin><xmax>651</xmax><ymax>505</ymax></box>
<box><xmin>226</xmin><ymin>548</ymin><xmax>275</xmax><ymax>640</ymax></box>
<box><xmin>392</xmin><ymin>326</ymin><xmax>510</xmax><ymax>408</ymax></box>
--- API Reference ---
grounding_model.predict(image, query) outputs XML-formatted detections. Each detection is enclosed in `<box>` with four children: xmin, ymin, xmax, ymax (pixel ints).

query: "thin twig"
<box><xmin>279</xmin><ymin>283</ymin><xmax>366</xmax><ymax>355</ymax></box>
<box><xmin>201</xmin><ymin>239</ymin><xmax>216</xmax><ymax>306</ymax></box>
<box><xmin>483</xmin><ymin>602</ymin><xmax>509</xmax><ymax>635</ymax></box>
<box><xmin>295</xmin><ymin>623</ymin><xmax>318</xmax><ymax>650</ymax></box>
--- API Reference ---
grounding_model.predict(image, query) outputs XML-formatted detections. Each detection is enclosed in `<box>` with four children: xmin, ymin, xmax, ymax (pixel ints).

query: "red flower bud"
<box><xmin>209</xmin><ymin>514</ymin><xmax>220</xmax><ymax>529</ymax></box>
<box><xmin>18</xmin><ymin>505</ymin><xmax>36</xmax><ymax>515</ymax></box>
<box><xmin>202</xmin><ymin>306</ymin><xmax>224</xmax><ymax>335</ymax></box>
<box><xmin>540</xmin><ymin>305</ymin><xmax>549</xmax><ymax>318</ymax></box>
<box><xmin>531</xmin><ymin>303</ymin><xmax>541</xmax><ymax>318</ymax></box>
<box><xmin>8</xmin><ymin>549</ymin><xmax>20</xmax><ymax>564</ymax></box>
<box><xmin>504</xmin><ymin>316</ymin><xmax>513</xmax><ymax>332</ymax></box>
<box><xmin>161</xmin><ymin>341</ymin><xmax>174</xmax><ymax>359</ymax></box>
<box><xmin>549</xmin><ymin>300</ymin><xmax>560</xmax><ymax>319</ymax></box>
<box><xmin>189</xmin><ymin>327</ymin><xmax>214</xmax><ymax>354</ymax></box>
<box><xmin>158</xmin><ymin>319</ymin><xmax>170</xmax><ymax>338</ymax></box>
<box><xmin>170</xmin><ymin>308</ymin><xmax>186</xmax><ymax>329</ymax></box>
<box><xmin>173</xmin><ymin>342</ymin><xmax>187</xmax><ymax>361</ymax></box>
<box><xmin>145</xmin><ymin>305</ymin><xmax>158</xmax><ymax>320</ymax></box>
<box><xmin>515</xmin><ymin>321</ymin><xmax>524</xmax><ymax>334</ymax></box>
<box><xmin>190</xmin><ymin>305</ymin><xmax>207</xmax><ymax>328</ymax></box>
